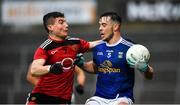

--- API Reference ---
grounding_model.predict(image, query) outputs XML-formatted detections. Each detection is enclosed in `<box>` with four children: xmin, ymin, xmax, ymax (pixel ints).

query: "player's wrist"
<box><xmin>74</xmin><ymin>53</ymin><xmax>85</xmax><ymax>68</ymax></box>
<box><xmin>47</xmin><ymin>65</ymin><xmax>51</xmax><ymax>72</ymax></box>
<box><xmin>135</xmin><ymin>61</ymin><xmax>148</xmax><ymax>72</ymax></box>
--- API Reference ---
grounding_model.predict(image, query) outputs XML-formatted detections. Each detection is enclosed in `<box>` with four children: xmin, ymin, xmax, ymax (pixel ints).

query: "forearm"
<box><xmin>83</xmin><ymin>61</ymin><xmax>97</xmax><ymax>74</ymax></box>
<box><xmin>74</xmin><ymin>54</ymin><xmax>97</xmax><ymax>74</ymax></box>
<box><xmin>75</xmin><ymin>66</ymin><xmax>86</xmax><ymax>86</ymax></box>
<box><xmin>31</xmin><ymin>65</ymin><xmax>50</xmax><ymax>76</ymax></box>
<box><xmin>77</xmin><ymin>75</ymin><xmax>85</xmax><ymax>86</ymax></box>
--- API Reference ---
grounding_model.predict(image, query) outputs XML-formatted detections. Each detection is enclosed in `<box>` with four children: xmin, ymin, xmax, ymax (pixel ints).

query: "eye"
<box><xmin>58</xmin><ymin>19</ymin><xmax>65</xmax><ymax>24</ymax></box>
<box><xmin>102</xmin><ymin>23</ymin><xmax>106</xmax><ymax>27</ymax></box>
<box><xmin>58</xmin><ymin>20</ymin><xmax>64</xmax><ymax>24</ymax></box>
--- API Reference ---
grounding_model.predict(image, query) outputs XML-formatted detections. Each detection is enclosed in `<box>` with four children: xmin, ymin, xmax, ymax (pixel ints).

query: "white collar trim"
<box><xmin>105</xmin><ymin>37</ymin><xmax>122</xmax><ymax>47</ymax></box>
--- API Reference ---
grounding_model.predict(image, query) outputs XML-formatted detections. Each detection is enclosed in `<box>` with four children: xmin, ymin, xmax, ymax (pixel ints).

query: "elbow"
<box><xmin>26</xmin><ymin>74</ymin><xmax>31</xmax><ymax>82</ymax></box>
<box><xmin>30</xmin><ymin>66</ymin><xmax>39</xmax><ymax>76</ymax></box>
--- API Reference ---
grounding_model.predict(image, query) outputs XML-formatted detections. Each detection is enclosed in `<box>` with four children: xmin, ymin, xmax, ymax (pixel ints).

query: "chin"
<box><xmin>102</xmin><ymin>38</ymin><xmax>110</xmax><ymax>42</ymax></box>
<box><xmin>101</xmin><ymin>36</ymin><xmax>104</xmax><ymax>40</ymax></box>
<box><xmin>64</xmin><ymin>34</ymin><xmax>68</xmax><ymax>37</ymax></box>
<box><xmin>101</xmin><ymin>37</ymin><xmax>107</xmax><ymax>41</ymax></box>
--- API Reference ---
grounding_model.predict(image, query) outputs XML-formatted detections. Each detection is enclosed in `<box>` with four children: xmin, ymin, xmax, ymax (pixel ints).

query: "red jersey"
<box><xmin>32</xmin><ymin>36</ymin><xmax>90</xmax><ymax>100</ymax></box>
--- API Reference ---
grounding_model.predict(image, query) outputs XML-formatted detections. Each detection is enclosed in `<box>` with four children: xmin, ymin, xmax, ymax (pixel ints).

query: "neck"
<box><xmin>49</xmin><ymin>34</ymin><xmax>67</xmax><ymax>41</ymax></box>
<box><xmin>108</xmin><ymin>32</ymin><xmax>121</xmax><ymax>44</ymax></box>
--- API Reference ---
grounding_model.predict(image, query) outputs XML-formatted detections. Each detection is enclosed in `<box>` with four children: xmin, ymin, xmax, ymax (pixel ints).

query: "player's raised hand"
<box><xmin>134</xmin><ymin>58</ymin><xmax>148</xmax><ymax>72</ymax></box>
<box><xmin>49</xmin><ymin>62</ymin><xmax>63</xmax><ymax>74</ymax></box>
<box><xmin>126</xmin><ymin>44</ymin><xmax>150</xmax><ymax>72</ymax></box>
<box><xmin>126</xmin><ymin>54</ymin><xmax>148</xmax><ymax>72</ymax></box>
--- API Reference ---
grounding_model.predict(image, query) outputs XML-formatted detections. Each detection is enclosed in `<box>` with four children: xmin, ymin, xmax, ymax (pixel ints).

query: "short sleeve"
<box><xmin>33</xmin><ymin>48</ymin><xmax>48</xmax><ymax>60</ymax></box>
<box><xmin>79</xmin><ymin>39</ymin><xmax>90</xmax><ymax>53</ymax></box>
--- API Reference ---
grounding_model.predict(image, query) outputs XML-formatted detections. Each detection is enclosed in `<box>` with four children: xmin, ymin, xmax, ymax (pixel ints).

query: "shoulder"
<box><xmin>124</xmin><ymin>38</ymin><xmax>136</xmax><ymax>44</ymax></box>
<box><xmin>66</xmin><ymin>36</ymin><xmax>85</xmax><ymax>44</ymax></box>
<box><xmin>67</xmin><ymin>36</ymin><xmax>90</xmax><ymax>47</ymax></box>
<box><xmin>96</xmin><ymin>40</ymin><xmax>105</xmax><ymax>46</ymax></box>
<box><xmin>39</xmin><ymin>39</ymin><xmax>53</xmax><ymax>50</ymax></box>
<box><xmin>94</xmin><ymin>40</ymin><xmax>105</xmax><ymax>48</ymax></box>
<box><xmin>121</xmin><ymin>38</ymin><xmax>135</xmax><ymax>47</ymax></box>
<box><xmin>93</xmin><ymin>41</ymin><xmax>106</xmax><ymax>52</ymax></box>
<box><xmin>66</xmin><ymin>36</ymin><xmax>80</xmax><ymax>41</ymax></box>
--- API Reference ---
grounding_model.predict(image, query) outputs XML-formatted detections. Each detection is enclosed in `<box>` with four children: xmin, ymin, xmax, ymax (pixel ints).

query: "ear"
<box><xmin>47</xmin><ymin>25</ymin><xmax>53</xmax><ymax>32</ymax></box>
<box><xmin>113</xmin><ymin>23</ymin><xmax>120</xmax><ymax>32</ymax></box>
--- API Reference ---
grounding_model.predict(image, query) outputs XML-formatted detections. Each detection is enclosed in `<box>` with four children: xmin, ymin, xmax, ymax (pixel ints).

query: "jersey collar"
<box><xmin>105</xmin><ymin>37</ymin><xmax>123</xmax><ymax>47</ymax></box>
<box><xmin>48</xmin><ymin>36</ymin><xmax>67</xmax><ymax>43</ymax></box>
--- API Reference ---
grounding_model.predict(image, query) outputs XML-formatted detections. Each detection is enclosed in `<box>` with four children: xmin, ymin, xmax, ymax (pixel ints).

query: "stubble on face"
<box><xmin>99</xmin><ymin>16</ymin><xmax>114</xmax><ymax>42</ymax></box>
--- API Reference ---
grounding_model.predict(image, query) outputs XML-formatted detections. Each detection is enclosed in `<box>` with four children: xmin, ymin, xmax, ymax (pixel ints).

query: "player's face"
<box><xmin>49</xmin><ymin>17</ymin><xmax>69</xmax><ymax>39</ymax></box>
<box><xmin>99</xmin><ymin>16</ymin><xmax>114</xmax><ymax>42</ymax></box>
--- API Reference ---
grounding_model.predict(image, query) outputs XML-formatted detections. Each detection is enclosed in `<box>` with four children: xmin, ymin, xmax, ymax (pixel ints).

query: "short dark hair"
<box><xmin>43</xmin><ymin>12</ymin><xmax>65</xmax><ymax>33</ymax></box>
<box><xmin>100</xmin><ymin>12</ymin><xmax>122</xmax><ymax>24</ymax></box>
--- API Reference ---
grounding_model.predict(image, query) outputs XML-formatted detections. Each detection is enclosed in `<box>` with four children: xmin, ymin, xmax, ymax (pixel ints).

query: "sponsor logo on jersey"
<box><xmin>106</xmin><ymin>50</ymin><xmax>114</xmax><ymax>53</ymax></box>
<box><xmin>98</xmin><ymin>60</ymin><xmax>120</xmax><ymax>73</ymax></box>
<box><xmin>50</xmin><ymin>49</ymin><xmax>58</xmax><ymax>55</ymax></box>
<box><xmin>61</xmin><ymin>57</ymin><xmax>74</xmax><ymax>72</ymax></box>
<box><xmin>97</xmin><ymin>52</ymin><xmax>103</xmax><ymax>55</ymax></box>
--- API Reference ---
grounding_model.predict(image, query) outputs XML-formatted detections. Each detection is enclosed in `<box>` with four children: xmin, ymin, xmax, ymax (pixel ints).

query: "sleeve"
<box><xmin>78</xmin><ymin>39</ymin><xmax>90</xmax><ymax>53</ymax></box>
<box><xmin>33</xmin><ymin>48</ymin><xmax>48</xmax><ymax>60</ymax></box>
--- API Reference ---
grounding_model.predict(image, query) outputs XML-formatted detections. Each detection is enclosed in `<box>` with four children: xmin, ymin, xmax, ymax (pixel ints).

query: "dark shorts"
<box><xmin>27</xmin><ymin>93</ymin><xmax>71</xmax><ymax>104</ymax></box>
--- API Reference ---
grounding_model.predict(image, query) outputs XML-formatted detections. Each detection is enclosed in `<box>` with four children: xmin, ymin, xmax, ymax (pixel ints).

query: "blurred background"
<box><xmin>0</xmin><ymin>0</ymin><xmax>180</xmax><ymax>104</ymax></box>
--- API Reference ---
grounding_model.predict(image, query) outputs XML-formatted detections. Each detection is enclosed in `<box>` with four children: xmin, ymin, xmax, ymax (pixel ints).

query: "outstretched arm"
<box><xmin>89</xmin><ymin>40</ymin><xmax>101</xmax><ymax>49</ymax></box>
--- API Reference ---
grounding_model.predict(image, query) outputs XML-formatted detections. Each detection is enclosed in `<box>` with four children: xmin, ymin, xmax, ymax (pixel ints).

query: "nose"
<box><xmin>99</xmin><ymin>26</ymin><xmax>102</xmax><ymax>31</ymax></box>
<box><xmin>65</xmin><ymin>22</ymin><xmax>69</xmax><ymax>28</ymax></box>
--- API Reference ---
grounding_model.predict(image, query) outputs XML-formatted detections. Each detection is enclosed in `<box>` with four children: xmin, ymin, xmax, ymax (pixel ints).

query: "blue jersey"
<box><xmin>93</xmin><ymin>37</ymin><xmax>135</xmax><ymax>101</ymax></box>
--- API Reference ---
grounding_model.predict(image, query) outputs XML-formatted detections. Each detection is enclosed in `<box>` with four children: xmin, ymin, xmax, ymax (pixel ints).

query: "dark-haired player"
<box><xmin>82</xmin><ymin>12</ymin><xmax>154</xmax><ymax>105</ymax></box>
<box><xmin>26</xmin><ymin>11</ymin><xmax>99</xmax><ymax>105</ymax></box>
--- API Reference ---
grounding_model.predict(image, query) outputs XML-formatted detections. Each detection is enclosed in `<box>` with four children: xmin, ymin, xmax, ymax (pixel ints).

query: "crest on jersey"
<box><xmin>61</xmin><ymin>58</ymin><xmax>74</xmax><ymax>72</ymax></box>
<box><xmin>118</xmin><ymin>52</ymin><xmax>123</xmax><ymax>59</ymax></box>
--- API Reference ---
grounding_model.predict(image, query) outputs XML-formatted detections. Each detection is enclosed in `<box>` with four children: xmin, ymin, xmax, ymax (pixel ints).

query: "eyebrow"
<box><xmin>58</xmin><ymin>18</ymin><xmax>65</xmax><ymax>21</ymax></box>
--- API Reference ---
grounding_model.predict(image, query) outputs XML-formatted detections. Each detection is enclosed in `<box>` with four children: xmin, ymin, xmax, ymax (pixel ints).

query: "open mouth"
<box><xmin>100</xmin><ymin>33</ymin><xmax>104</xmax><ymax>37</ymax></box>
